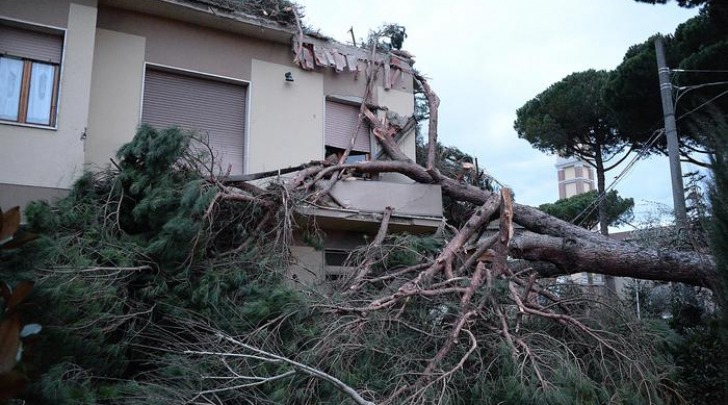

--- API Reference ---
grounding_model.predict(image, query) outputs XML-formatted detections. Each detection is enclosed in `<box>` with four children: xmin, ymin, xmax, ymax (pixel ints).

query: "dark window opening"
<box><xmin>324</xmin><ymin>249</ymin><xmax>352</xmax><ymax>267</ymax></box>
<box><xmin>324</xmin><ymin>146</ymin><xmax>370</xmax><ymax>178</ymax></box>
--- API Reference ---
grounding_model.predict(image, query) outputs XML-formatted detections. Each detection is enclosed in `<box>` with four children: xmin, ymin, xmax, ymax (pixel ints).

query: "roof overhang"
<box><xmin>99</xmin><ymin>0</ymin><xmax>295</xmax><ymax>44</ymax></box>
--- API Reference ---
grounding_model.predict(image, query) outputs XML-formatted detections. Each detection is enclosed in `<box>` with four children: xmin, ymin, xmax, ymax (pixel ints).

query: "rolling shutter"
<box><xmin>142</xmin><ymin>68</ymin><xmax>247</xmax><ymax>176</ymax></box>
<box><xmin>325</xmin><ymin>101</ymin><xmax>370</xmax><ymax>153</ymax></box>
<box><xmin>0</xmin><ymin>24</ymin><xmax>63</xmax><ymax>63</ymax></box>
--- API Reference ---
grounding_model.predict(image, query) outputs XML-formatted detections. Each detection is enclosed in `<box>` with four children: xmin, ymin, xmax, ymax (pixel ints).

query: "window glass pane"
<box><xmin>344</xmin><ymin>154</ymin><xmax>367</xmax><ymax>164</ymax></box>
<box><xmin>0</xmin><ymin>57</ymin><xmax>23</xmax><ymax>121</ymax></box>
<box><xmin>325</xmin><ymin>250</ymin><xmax>351</xmax><ymax>266</ymax></box>
<box><xmin>26</xmin><ymin>62</ymin><xmax>55</xmax><ymax>125</ymax></box>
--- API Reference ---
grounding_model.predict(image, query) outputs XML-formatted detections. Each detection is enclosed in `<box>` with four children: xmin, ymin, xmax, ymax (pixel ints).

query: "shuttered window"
<box><xmin>142</xmin><ymin>68</ymin><xmax>247</xmax><ymax>176</ymax></box>
<box><xmin>0</xmin><ymin>22</ymin><xmax>63</xmax><ymax>127</ymax></box>
<box><xmin>325</xmin><ymin>101</ymin><xmax>370</xmax><ymax>153</ymax></box>
<box><xmin>0</xmin><ymin>24</ymin><xmax>63</xmax><ymax>64</ymax></box>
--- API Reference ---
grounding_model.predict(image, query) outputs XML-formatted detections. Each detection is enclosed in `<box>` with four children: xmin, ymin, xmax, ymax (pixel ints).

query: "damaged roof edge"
<box><xmin>106</xmin><ymin>0</ymin><xmax>413</xmax><ymax>65</ymax></box>
<box><xmin>105</xmin><ymin>0</ymin><xmax>297</xmax><ymax>44</ymax></box>
<box><xmin>168</xmin><ymin>0</ymin><xmax>296</xmax><ymax>27</ymax></box>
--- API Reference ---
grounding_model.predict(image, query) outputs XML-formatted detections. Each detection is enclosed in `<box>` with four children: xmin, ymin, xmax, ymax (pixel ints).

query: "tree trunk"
<box><xmin>595</xmin><ymin>150</ymin><xmax>608</xmax><ymax>237</ymax></box>
<box><xmin>232</xmin><ymin>73</ymin><xmax>718</xmax><ymax>291</ymax></box>
<box><xmin>593</xmin><ymin>149</ymin><xmax>618</xmax><ymax>294</ymax></box>
<box><xmin>288</xmin><ymin>158</ymin><xmax>716</xmax><ymax>288</ymax></box>
<box><xmin>511</xmin><ymin>231</ymin><xmax>717</xmax><ymax>288</ymax></box>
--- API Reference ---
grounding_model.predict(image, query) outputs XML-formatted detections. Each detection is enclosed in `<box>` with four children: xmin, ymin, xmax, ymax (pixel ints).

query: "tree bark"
<box><xmin>594</xmin><ymin>147</ymin><xmax>618</xmax><ymax>294</ymax></box>
<box><xmin>595</xmin><ymin>149</ymin><xmax>608</xmax><ymax>237</ymax></box>
<box><xmin>231</xmin><ymin>72</ymin><xmax>718</xmax><ymax>291</ymax></box>
<box><xmin>511</xmin><ymin>231</ymin><xmax>717</xmax><ymax>288</ymax></box>
<box><xmin>291</xmin><ymin>157</ymin><xmax>716</xmax><ymax>288</ymax></box>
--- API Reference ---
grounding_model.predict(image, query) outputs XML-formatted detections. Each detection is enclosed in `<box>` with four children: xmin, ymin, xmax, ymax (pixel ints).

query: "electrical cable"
<box><xmin>562</xmin><ymin>68</ymin><xmax>724</xmax><ymax>228</ymax></box>
<box><xmin>570</xmin><ymin>129</ymin><xmax>664</xmax><ymax>228</ymax></box>
<box><xmin>676</xmin><ymin>88</ymin><xmax>728</xmax><ymax>122</ymax></box>
<box><xmin>674</xmin><ymin>80</ymin><xmax>728</xmax><ymax>107</ymax></box>
<box><xmin>671</xmin><ymin>69</ymin><xmax>728</xmax><ymax>74</ymax></box>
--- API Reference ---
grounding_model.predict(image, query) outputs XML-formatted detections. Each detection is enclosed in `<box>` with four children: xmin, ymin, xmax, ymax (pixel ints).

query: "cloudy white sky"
<box><xmin>299</xmin><ymin>0</ymin><xmax>699</xmax><ymax>227</ymax></box>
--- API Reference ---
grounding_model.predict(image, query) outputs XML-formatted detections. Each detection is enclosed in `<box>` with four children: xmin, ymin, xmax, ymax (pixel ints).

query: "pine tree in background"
<box><xmin>708</xmin><ymin>119</ymin><xmax>728</xmax><ymax>400</ymax></box>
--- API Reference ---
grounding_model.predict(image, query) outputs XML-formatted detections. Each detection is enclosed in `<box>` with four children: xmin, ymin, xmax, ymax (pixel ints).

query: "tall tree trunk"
<box><xmin>594</xmin><ymin>148</ymin><xmax>618</xmax><ymax>295</ymax></box>
<box><xmin>595</xmin><ymin>150</ymin><xmax>608</xmax><ymax>237</ymax></box>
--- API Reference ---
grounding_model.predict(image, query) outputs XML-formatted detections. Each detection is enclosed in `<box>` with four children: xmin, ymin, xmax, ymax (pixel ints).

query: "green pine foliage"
<box><xmin>0</xmin><ymin>124</ymin><xmax>697</xmax><ymax>404</ymax></box>
<box><xmin>1</xmin><ymin>126</ymin><xmax>303</xmax><ymax>403</ymax></box>
<box><xmin>708</xmin><ymin>120</ymin><xmax>728</xmax><ymax>401</ymax></box>
<box><xmin>539</xmin><ymin>190</ymin><xmax>635</xmax><ymax>230</ymax></box>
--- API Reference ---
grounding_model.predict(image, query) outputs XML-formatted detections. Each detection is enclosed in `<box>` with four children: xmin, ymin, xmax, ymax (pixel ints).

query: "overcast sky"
<box><xmin>299</xmin><ymin>0</ymin><xmax>699</xmax><ymax>227</ymax></box>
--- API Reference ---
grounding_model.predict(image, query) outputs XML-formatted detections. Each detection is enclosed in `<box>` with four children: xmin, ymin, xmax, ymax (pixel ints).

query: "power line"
<box><xmin>674</xmin><ymin>80</ymin><xmax>728</xmax><ymax>107</ymax></box>
<box><xmin>572</xmin><ymin>130</ymin><xmax>664</xmax><ymax>226</ymax></box>
<box><xmin>565</xmin><ymin>64</ymin><xmax>726</xmax><ymax>228</ymax></box>
<box><xmin>674</xmin><ymin>81</ymin><xmax>728</xmax><ymax>91</ymax></box>
<box><xmin>570</xmin><ymin>129</ymin><xmax>664</xmax><ymax>228</ymax></box>
<box><xmin>672</xmin><ymin>68</ymin><xmax>728</xmax><ymax>74</ymax></box>
<box><xmin>676</xmin><ymin>88</ymin><xmax>728</xmax><ymax>122</ymax></box>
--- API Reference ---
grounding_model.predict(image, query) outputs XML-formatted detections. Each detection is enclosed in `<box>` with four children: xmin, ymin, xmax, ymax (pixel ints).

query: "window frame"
<box><xmin>0</xmin><ymin>19</ymin><xmax>64</xmax><ymax>130</ymax></box>
<box><xmin>140</xmin><ymin>62</ymin><xmax>251</xmax><ymax>176</ymax></box>
<box><xmin>323</xmin><ymin>98</ymin><xmax>374</xmax><ymax>157</ymax></box>
<box><xmin>0</xmin><ymin>55</ymin><xmax>60</xmax><ymax>127</ymax></box>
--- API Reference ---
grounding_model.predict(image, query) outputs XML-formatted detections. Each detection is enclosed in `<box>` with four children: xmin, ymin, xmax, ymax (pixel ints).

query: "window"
<box><xmin>324</xmin><ymin>249</ymin><xmax>355</xmax><ymax>281</ymax></box>
<box><xmin>142</xmin><ymin>67</ymin><xmax>247</xmax><ymax>176</ymax></box>
<box><xmin>325</xmin><ymin>100</ymin><xmax>371</xmax><ymax>177</ymax></box>
<box><xmin>324</xmin><ymin>145</ymin><xmax>369</xmax><ymax>163</ymax></box>
<box><xmin>0</xmin><ymin>22</ymin><xmax>63</xmax><ymax>127</ymax></box>
<box><xmin>325</xmin><ymin>100</ymin><xmax>371</xmax><ymax>156</ymax></box>
<box><xmin>324</xmin><ymin>249</ymin><xmax>352</xmax><ymax>267</ymax></box>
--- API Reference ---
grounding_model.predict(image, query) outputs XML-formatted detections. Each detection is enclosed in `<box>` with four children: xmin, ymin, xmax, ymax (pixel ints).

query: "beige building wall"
<box><xmin>0</xmin><ymin>0</ymin><xmax>75</xmax><ymax>28</ymax></box>
<box><xmin>248</xmin><ymin>59</ymin><xmax>324</xmax><ymax>173</ymax></box>
<box><xmin>564</xmin><ymin>166</ymin><xmax>576</xmax><ymax>179</ymax></box>
<box><xmin>1</xmin><ymin>1</ymin><xmax>418</xmax><ymax>209</ymax></box>
<box><xmin>565</xmin><ymin>182</ymin><xmax>577</xmax><ymax>198</ymax></box>
<box><xmin>556</xmin><ymin>157</ymin><xmax>595</xmax><ymax>200</ymax></box>
<box><xmin>86</xmin><ymin>29</ymin><xmax>145</xmax><ymax>170</ymax></box>
<box><xmin>376</xmin><ymin>87</ymin><xmax>416</xmax><ymax>158</ymax></box>
<box><xmin>95</xmin><ymin>7</ymin><xmax>291</xmax><ymax>82</ymax></box>
<box><xmin>289</xmin><ymin>245</ymin><xmax>324</xmax><ymax>287</ymax></box>
<box><xmin>323</xmin><ymin>69</ymin><xmax>370</xmax><ymax>101</ymax></box>
<box><xmin>0</xmin><ymin>1</ymin><xmax>98</xmax><ymax>208</ymax></box>
<box><xmin>322</xmin><ymin>61</ymin><xmax>413</xmax><ymax>97</ymax></box>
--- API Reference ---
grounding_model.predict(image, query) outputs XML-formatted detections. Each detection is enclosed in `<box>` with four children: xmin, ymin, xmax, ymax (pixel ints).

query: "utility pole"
<box><xmin>655</xmin><ymin>35</ymin><xmax>688</xmax><ymax>229</ymax></box>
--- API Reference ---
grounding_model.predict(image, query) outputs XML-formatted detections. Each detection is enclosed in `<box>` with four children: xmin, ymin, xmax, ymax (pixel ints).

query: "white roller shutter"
<box><xmin>142</xmin><ymin>68</ymin><xmax>247</xmax><ymax>176</ymax></box>
<box><xmin>325</xmin><ymin>101</ymin><xmax>370</xmax><ymax>153</ymax></box>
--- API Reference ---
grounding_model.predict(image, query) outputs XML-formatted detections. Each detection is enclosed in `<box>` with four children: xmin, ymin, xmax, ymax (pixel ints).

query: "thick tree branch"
<box><xmin>349</xmin><ymin>206</ymin><xmax>395</xmax><ymax>292</ymax></box>
<box><xmin>413</xmin><ymin>72</ymin><xmax>440</xmax><ymax>171</ymax></box>
<box><xmin>511</xmin><ymin>231</ymin><xmax>716</xmax><ymax>287</ymax></box>
<box><xmin>280</xmin><ymin>153</ymin><xmax>716</xmax><ymax>288</ymax></box>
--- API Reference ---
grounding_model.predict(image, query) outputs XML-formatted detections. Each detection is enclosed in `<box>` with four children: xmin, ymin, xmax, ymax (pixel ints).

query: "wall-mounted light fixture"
<box><xmin>284</xmin><ymin>72</ymin><xmax>294</xmax><ymax>82</ymax></box>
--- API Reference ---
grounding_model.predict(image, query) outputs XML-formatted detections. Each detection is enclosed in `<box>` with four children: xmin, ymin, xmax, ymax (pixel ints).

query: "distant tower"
<box><xmin>555</xmin><ymin>156</ymin><xmax>595</xmax><ymax>199</ymax></box>
<box><xmin>555</xmin><ymin>156</ymin><xmax>606</xmax><ymax>290</ymax></box>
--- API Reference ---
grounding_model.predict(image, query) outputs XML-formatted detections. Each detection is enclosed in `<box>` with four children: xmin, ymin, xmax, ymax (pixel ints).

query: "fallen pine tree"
<box><xmin>4</xmin><ymin>63</ymin><xmax>722</xmax><ymax>405</ymax></box>
<box><xmin>221</xmin><ymin>68</ymin><xmax>717</xmax><ymax>290</ymax></box>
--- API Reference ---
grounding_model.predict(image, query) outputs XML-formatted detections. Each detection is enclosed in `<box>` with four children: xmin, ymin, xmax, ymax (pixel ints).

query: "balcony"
<box><xmin>296</xmin><ymin>179</ymin><xmax>443</xmax><ymax>233</ymax></box>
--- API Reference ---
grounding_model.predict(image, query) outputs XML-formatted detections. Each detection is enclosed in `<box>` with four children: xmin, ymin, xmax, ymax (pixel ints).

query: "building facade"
<box><xmin>554</xmin><ymin>156</ymin><xmax>608</xmax><ymax>290</ymax></box>
<box><xmin>555</xmin><ymin>156</ymin><xmax>595</xmax><ymax>200</ymax></box>
<box><xmin>0</xmin><ymin>0</ymin><xmax>443</xmax><ymax>286</ymax></box>
<box><xmin>0</xmin><ymin>0</ymin><xmax>421</xmax><ymax>205</ymax></box>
